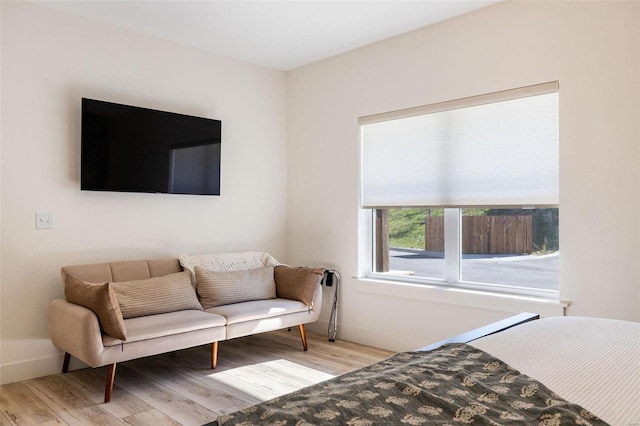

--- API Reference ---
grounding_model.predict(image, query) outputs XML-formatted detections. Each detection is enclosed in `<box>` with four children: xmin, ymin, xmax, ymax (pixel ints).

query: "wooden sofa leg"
<box><xmin>62</xmin><ymin>352</ymin><xmax>71</xmax><ymax>373</ymax></box>
<box><xmin>104</xmin><ymin>363</ymin><xmax>116</xmax><ymax>403</ymax></box>
<box><xmin>211</xmin><ymin>341</ymin><xmax>219</xmax><ymax>369</ymax></box>
<box><xmin>299</xmin><ymin>324</ymin><xmax>308</xmax><ymax>351</ymax></box>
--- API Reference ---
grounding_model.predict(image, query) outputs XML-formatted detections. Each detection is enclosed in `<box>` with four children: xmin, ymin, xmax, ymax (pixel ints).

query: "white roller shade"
<box><xmin>360</xmin><ymin>83</ymin><xmax>559</xmax><ymax>208</ymax></box>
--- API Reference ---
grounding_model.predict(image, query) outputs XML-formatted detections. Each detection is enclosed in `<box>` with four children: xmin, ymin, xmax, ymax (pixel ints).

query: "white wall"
<box><xmin>1</xmin><ymin>0</ymin><xmax>638</xmax><ymax>385</ymax></box>
<box><xmin>288</xmin><ymin>1</ymin><xmax>640</xmax><ymax>350</ymax></box>
<box><xmin>0</xmin><ymin>2</ymin><xmax>287</xmax><ymax>383</ymax></box>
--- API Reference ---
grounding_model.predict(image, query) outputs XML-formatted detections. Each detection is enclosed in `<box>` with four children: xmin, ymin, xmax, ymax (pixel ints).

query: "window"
<box><xmin>361</xmin><ymin>82</ymin><xmax>559</xmax><ymax>298</ymax></box>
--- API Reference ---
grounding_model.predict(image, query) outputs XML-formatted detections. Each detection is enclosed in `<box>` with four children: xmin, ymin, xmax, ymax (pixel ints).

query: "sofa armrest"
<box><xmin>48</xmin><ymin>299</ymin><xmax>106</xmax><ymax>367</ymax></box>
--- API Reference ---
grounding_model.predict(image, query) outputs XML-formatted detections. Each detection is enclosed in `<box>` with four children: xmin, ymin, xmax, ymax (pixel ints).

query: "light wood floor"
<box><xmin>0</xmin><ymin>330</ymin><xmax>393</xmax><ymax>426</ymax></box>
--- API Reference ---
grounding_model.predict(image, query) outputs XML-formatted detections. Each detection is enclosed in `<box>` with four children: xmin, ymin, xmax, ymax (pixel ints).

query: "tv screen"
<box><xmin>81</xmin><ymin>98</ymin><xmax>221</xmax><ymax>195</ymax></box>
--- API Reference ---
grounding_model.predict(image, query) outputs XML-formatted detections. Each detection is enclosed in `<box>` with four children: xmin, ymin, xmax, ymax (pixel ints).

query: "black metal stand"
<box><xmin>322</xmin><ymin>270</ymin><xmax>340</xmax><ymax>342</ymax></box>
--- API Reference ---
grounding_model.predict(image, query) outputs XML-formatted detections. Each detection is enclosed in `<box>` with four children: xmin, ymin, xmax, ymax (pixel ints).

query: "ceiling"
<box><xmin>35</xmin><ymin>1</ymin><xmax>500</xmax><ymax>71</ymax></box>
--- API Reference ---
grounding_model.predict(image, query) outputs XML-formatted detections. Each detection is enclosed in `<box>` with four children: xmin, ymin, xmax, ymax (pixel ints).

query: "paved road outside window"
<box><xmin>389</xmin><ymin>249</ymin><xmax>559</xmax><ymax>290</ymax></box>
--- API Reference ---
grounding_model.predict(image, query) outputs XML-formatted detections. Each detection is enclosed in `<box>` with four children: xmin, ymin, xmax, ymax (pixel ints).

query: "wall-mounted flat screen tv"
<box><xmin>81</xmin><ymin>98</ymin><xmax>221</xmax><ymax>195</ymax></box>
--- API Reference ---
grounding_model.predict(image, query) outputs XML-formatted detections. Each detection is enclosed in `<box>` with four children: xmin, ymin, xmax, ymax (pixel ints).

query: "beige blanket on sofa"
<box><xmin>179</xmin><ymin>251</ymin><xmax>281</xmax><ymax>278</ymax></box>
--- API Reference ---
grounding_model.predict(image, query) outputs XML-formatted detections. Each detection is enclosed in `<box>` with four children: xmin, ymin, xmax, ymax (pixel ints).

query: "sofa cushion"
<box><xmin>61</xmin><ymin>259</ymin><xmax>181</xmax><ymax>284</ymax></box>
<box><xmin>64</xmin><ymin>275</ymin><xmax>127</xmax><ymax>341</ymax></box>
<box><xmin>206</xmin><ymin>298</ymin><xmax>309</xmax><ymax>325</ymax></box>
<box><xmin>274</xmin><ymin>266</ymin><xmax>324</xmax><ymax>305</ymax></box>
<box><xmin>194</xmin><ymin>265</ymin><xmax>276</xmax><ymax>309</ymax></box>
<box><xmin>111</xmin><ymin>271</ymin><xmax>202</xmax><ymax>319</ymax></box>
<box><xmin>102</xmin><ymin>310</ymin><xmax>226</xmax><ymax>347</ymax></box>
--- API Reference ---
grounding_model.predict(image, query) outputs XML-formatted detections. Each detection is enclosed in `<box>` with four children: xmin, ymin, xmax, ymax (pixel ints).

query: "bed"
<box><xmin>211</xmin><ymin>315</ymin><xmax>640</xmax><ymax>425</ymax></box>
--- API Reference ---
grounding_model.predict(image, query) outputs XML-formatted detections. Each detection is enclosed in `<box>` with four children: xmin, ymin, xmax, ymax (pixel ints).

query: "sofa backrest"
<box><xmin>61</xmin><ymin>259</ymin><xmax>181</xmax><ymax>283</ymax></box>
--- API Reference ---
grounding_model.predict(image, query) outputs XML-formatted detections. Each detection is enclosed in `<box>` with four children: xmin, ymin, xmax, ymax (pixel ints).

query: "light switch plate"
<box><xmin>36</xmin><ymin>212</ymin><xmax>54</xmax><ymax>229</ymax></box>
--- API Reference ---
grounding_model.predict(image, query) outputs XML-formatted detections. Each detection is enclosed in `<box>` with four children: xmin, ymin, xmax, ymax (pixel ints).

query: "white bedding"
<box><xmin>470</xmin><ymin>316</ymin><xmax>640</xmax><ymax>426</ymax></box>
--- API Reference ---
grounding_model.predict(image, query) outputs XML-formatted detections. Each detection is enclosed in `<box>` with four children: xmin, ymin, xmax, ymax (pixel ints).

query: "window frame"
<box><xmin>367</xmin><ymin>207</ymin><xmax>559</xmax><ymax>299</ymax></box>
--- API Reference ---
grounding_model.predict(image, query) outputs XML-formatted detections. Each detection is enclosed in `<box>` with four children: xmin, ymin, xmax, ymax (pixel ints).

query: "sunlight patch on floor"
<box><xmin>206</xmin><ymin>359</ymin><xmax>335</xmax><ymax>400</ymax></box>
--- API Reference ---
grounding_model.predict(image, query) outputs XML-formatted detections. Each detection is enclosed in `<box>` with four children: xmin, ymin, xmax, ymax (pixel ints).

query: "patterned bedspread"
<box><xmin>213</xmin><ymin>344</ymin><xmax>608</xmax><ymax>425</ymax></box>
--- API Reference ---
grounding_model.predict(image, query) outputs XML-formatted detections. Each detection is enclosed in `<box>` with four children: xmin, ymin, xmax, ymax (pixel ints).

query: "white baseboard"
<box><xmin>307</xmin><ymin>319</ymin><xmax>412</xmax><ymax>352</ymax></box>
<box><xmin>1</xmin><ymin>354</ymin><xmax>63</xmax><ymax>385</ymax></box>
<box><xmin>0</xmin><ymin>353</ymin><xmax>88</xmax><ymax>385</ymax></box>
<box><xmin>305</xmin><ymin>319</ymin><xmax>330</xmax><ymax>337</ymax></box>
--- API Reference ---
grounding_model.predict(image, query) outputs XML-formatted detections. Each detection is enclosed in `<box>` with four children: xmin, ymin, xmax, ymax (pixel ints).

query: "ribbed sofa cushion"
<box><xmin>194</xmin><ymin>265</ymin><xmax>276</xmax><ymax>309</ymax></box>
<box><xmin>112</xmin><ymin>271</ymin><xmax>202</xmax><ymax>318</ymax></box>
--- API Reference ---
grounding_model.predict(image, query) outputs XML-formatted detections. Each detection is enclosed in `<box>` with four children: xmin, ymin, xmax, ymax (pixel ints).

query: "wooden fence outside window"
<box><xmin>425</xmin><ymin>215</ymin><xmax>533</xmax><ymax>254</ymax></box>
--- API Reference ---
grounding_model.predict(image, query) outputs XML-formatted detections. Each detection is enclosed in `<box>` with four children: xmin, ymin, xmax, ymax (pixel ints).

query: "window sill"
<box><xmin>353</xmin><ymin>277</ymin><xmax>568</xmax><ymax>317</ymax></box>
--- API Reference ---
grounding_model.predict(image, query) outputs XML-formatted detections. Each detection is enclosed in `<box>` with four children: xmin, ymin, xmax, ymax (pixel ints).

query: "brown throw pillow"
<box><xmin>64</xmin><ymin>275</ymin><xmax>127</xmax><ymax>341</ymax></box>
<box><xmin>274</xmin><ymin>266</ymin><xmax>324</xmax><ymax>305</ymax></box>
<box><xmin>194</xmin><ymin>265</ymin><xmax>276</xmax><ymax>309</ymax></box>
<box><xmin>111</xmin><ymin>271</ymin><xmax>202</xmax><ymax>319</ymax></box>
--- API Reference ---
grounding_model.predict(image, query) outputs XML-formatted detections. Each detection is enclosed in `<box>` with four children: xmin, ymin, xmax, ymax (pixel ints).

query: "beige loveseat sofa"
<box><xmin>48</xmin><ymin>255</ymin><xmax>323</xmax><ymax>403</ymax></box>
